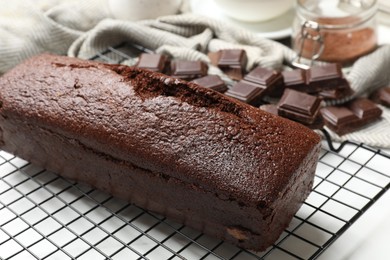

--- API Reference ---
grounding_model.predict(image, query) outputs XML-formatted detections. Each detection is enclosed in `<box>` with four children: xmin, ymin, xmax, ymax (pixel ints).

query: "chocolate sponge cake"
<box><xmin>0</xmin><ymin>54</ymin><xmax>321</xmax><ymax>251</ymax></box>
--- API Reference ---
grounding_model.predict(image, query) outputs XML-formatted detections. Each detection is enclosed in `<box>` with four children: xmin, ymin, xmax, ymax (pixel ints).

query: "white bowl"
<box><xmin>213</xmin><ymin>0</ymin><xmax>294</xmax><ymax>22</ymax></box>
<box><xmin>109</xmin><ymin>0</ymin><xmax>183</xmax><ymax>21</ymax></box>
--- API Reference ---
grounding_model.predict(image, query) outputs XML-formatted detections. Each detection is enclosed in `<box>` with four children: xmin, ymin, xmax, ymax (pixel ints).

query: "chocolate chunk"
<box><xmin>245</xmin><ymin>66</ymin><xmax>283</xmax><ymax>86</ymax></box>
<box><xmin>317</xmin><ymin>82</ymin><xmax>354</xmax><ymax>100</ymax></box>
<box><xmin>191</xmin><ymin>75</ymin><xmax>227</xmax><ymax>93</ymax></box>
<box><xmin>225</xmin><ymin>81</ymin><xmax>264</xmax><ymax>106</ymax></box>
<box><xmin>306</xmin><ymin>63</ymin><xmax>345</xmax><ymax>91</ymax></box>
<box><xmin>321</xmin><ymin>106</ymin><xmax>359</xmax><ymax>135</ymax></box>
<box><xmin>347</xmin><ymin>98</ymin><xmax>382</xmax><ymax>119</ymax></box>
<box><xmin>277</xmin><ymin>89</ymin><xmax>322</xmax><ymax>125</ymax></box>
<box><xmin>223</xmin><ymin>67</ymin><xmax>245</xmax><ymax>81</ymax></box>
<box><xmin>216</xmin><ymin>49</ymin><xmax>248</xmax><ymax>80</ymax></box>
<box><xmin>171</xmin><ymin>60</ymin><xmax>208</xmax><ymax>80</ymax></box>
<box><xmin>321</xmin><ymin>106</ymin><xmax>358</xmax><ymax>126</ymax></box>
<box><xmin>282</xmin><ymin>69</ymin><xmax>306</xmax><ymax>92</ymax></box>
<box><xmin>282</xmin><ymin>66</ymin><xmax>353</xmax><ymax>100</ymax></box>
<box><xmin>321</xmin><ymin>98</ymin><xmax>382</xmax><ymax>135</ymax></box>
<box><xmin>222</xmin><ymin>66</ymin><xmax>283</xmax><ymax>106</ymax></box>
<box><xmin>136</xmin><ymin>53</ymin><xmax>168</xmax><ymax>73</ymax></box>
<box><xmin>218</xmin><ymin>49</ymin><xmax>247</xmax><ymax>68</ymax></box>
<box><xmin>244</xmin><ymin>66</ymin><xmax>284</xmax><ymax>97</ymax></box>
<box><xmin>370</xmin><ymin>87</ymin><xmax>390</xmax><ymax>107</ymax></box>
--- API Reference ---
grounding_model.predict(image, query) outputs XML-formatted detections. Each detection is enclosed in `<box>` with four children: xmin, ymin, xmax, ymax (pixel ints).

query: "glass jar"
<box><xmin>292</xmin><ymin>0</ymin><xmax>378</xmax><ymax>68</ymax></box>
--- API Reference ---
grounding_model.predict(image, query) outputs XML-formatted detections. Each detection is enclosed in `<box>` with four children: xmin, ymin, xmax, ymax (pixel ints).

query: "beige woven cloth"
<box><xmin>1</xmin><ymin>0</ymin><xmax>389</xmax><ymax>148</ymax></box>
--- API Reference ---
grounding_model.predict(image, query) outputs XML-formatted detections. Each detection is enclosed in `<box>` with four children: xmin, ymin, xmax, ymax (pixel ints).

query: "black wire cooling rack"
<box><xmin>0</xmin><ymin>44</ymin><xmax>390</xmax><ymax>260</ymax></box>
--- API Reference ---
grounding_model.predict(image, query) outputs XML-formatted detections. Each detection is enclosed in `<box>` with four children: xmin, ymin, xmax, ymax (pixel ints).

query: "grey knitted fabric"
<box><xmin>1</xmin><ymin>1</ymin><xmax>389</xmax><ymax>148</ymax></box>
<box><xmin>0</xmin><ymin>0</ymin><xmax>110</xmax><ymax>74</ymax></box>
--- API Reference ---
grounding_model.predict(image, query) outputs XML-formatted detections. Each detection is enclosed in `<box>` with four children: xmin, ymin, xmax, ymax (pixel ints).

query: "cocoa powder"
<box><xmin>297</xmin><ymin>27</ymin><xmax>377</xmax><ymax>64</ymax></box>
<box><xmin>294</xmin><ymin>12</ymin><xmax>378</xmax><ymax>65</ymax></box>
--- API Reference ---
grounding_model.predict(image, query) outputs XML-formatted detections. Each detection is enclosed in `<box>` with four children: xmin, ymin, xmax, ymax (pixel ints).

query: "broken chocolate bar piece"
<box><xmin>225</xmin><ymin>66</ymin><xmax>285</xmax><ymax>105</ymax></box>
<box><xmin>282</xmin><ymin>69</ymin><xmax>307</xmax><ymax>92</ymax></box>
<box><xmin>370</xmin><ymin>87</ymin><xmax>390</xmax><ymax>107</ymax></box>
<box><xmin>277</xmin><ymin>89</ymin><xmax>322</xmax><ymax>125</ymax></box>
<box><xmin>171</xmin><ymin>60</ymin><xmax>208</xmax><ymax>80</ymax></box>
<box><xmin>244</xmin><ymin>66</ymin><xmax>284</xmax><ymax>96</ymax></box>
<box><xmin>222</xmin><ymin>67</ymin><xmax>243</xmax><ymax>81</ymax></box>
<box><xmin>225</xmin><ymin>81</ymin><xmax>264</xmax><ymax>106</ymax></box>
<box><xmin>306</xmin><ymin>63</ymin><xmax>345</xmax><ymax>91</ymax></box>
<box><xmin>218</xmin><ymin>49</ymin><xmax>247</xmax><ymax>68</ymax></box>
<box><xmin>317</xmin><ymin>82</ymin><xmax>354</xmax><ymax>100</ymax></box>
<box><xmin>191</xmin><ymin>75</ymin><xmax>227</xmax><ymax>93</ymax></box>
<box><xmin>321</xmin><ymin>98</ymin><xmax>382</xmax><ymax>135</ymax></box>
<box><xmin>213</xmin><ymin>49</ymin><xmax>248</xmax><ymax>80</ymax></box>
<box><xmin>320</xmin><ymin>106</ymin><xmax>358</xmax><ymax>135</ymax></box>
<box><xmin>282</xmin><ymin>66</ymin><xmax>353</xmax><ymax>100</ymax></box>
<box><xmin>136</xmin><ymin>53</ymin><xmax>168</xmax><ymax>73</ymax></box>
<box><xmin>347</xmin><ymin>98</ymin><xmax>382</xmax><ymax>119</ymax></box>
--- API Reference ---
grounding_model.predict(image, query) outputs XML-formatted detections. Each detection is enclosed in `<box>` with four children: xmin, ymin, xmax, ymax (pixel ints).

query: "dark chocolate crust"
<box><xmin>0</xmin><ymin>54</ymin><xmax>321</xmax><ymax>251</ymax></box>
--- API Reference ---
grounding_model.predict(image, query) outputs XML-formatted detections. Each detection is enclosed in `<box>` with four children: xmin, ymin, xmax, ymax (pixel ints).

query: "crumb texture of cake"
<box><xmin>0</xmin><ymin>54</ymin><xmax>321</xmax><ymax>251</ymax></box>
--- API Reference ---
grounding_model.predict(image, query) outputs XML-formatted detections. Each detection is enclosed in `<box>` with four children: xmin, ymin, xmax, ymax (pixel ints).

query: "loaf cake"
<box><xmin>0</xmin><ymin>54</ymin><xmax>321</xmax><ymax>251</ymax></box>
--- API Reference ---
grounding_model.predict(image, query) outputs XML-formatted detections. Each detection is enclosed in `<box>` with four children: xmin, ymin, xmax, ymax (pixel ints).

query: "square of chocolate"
<box><xmin>225</xmin><ymin>81</ymin><xmax>264</xmax><ymax>106</ymax></box>
<box><xmin>244</xmin><ymin>66</ymin><xmax>284</xmax><ymax>96</ymax></box>
<box><xmin>320</xmin><ymin>106</ymin><xmax>358</xmax><ymax>127</ymax></box>
<box><xmin>347</xmin><ymin>98</ymin><xmax>382</xmax><ymax>119</ymax></box>
<box><xmin>171</xmin><ymin>60</ymin><xmax>208</xmax><ymax>80</ymax></box>
<box><xmin>216</xmin><ymin>49</ymin><xmax>247</xmax><ymax>81</ymax></box>
<box><xmin>306</xmin><ymin>63</ymin><xmax>345</xmax><ymax>91</ymax></box>
<box><xmin>320</xmin><ymin>105</ymin><xmax>363</xmax><ymax>136</ymax></box>
<box><xmin>277</xmin><ymin>89</ymin><xmax>322</xmax><ymax>124</ymax></box>
<box><xmin>136</xmin><ymin>53</ymin><xmax>168</xmax><ymax>73</ymax></box>
<box><xmin>191</xmin><ymin>75</ymin><xmax>227</xmax><ymax>93</ymax></box>
<box><xmin>321</xmin><ymin>99</ymin><xmax>382</xmax><ymax>136</ymax></box>
<box><xmin>218</xmin><ymin>49</ymin><xmax>247</xmax><ymax>67</ymax></box>
<box><xmin>282</xmin><ymin>69</ymin><xmax>307</xmax><ymax>91</ymax></box>
<box><xmin>370</xmin><ymin>87</ymin><xmax>390</xmax><ymax>107</ymax></box>
<box><xmin>245</xmin><ymin>66</ymin><xmax>279</xmax><ymax>85</ymax></box>
<box><xmin>263</xmin><ymin>103</ymin><xmax>325</xmax><ymax>128</ymax></box>
<box><xmin>317</xmin><ymin>81</ymin><xmax>354</xmax><ymax>100</ymax></box>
